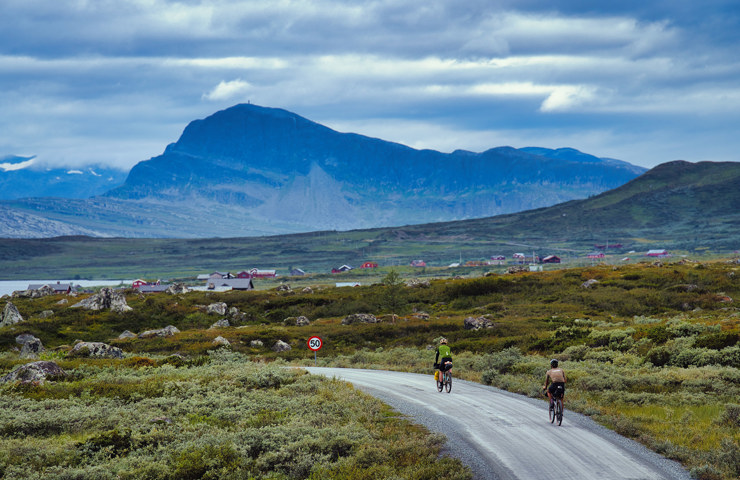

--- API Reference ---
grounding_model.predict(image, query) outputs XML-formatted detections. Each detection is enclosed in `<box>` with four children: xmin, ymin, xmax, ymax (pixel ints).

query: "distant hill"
<box><xmin>0</xmin><ymin>104</ymin><xmax>645</xmax><ymax>238</ymax></box>
<box><xmin>1</xmin><ymin>161</ymin><xmax>738</xmax><ymax>280</ymax></box>
<box><xmin>395</xmin><ymin>160</ymin><xmax>740</xmax><ymax>251</ymax></box>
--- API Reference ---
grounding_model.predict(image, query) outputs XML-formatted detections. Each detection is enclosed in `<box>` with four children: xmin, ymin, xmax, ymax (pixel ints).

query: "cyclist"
<box><xmin>543</xmin><ymin>359</ymin><xmax>567</xmax><ymax>406</ymax></box>
<box><xmin>435</xmin><ymin>338</ymin><xmax>453</xmax><ymax>378</ymax></box>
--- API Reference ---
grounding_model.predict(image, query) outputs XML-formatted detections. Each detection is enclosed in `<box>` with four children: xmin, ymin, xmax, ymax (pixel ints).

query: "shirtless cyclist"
<box><xmin>543</xmin><ymin>359</ymin><xmax>567</xmax><ymax>405</ymax></box>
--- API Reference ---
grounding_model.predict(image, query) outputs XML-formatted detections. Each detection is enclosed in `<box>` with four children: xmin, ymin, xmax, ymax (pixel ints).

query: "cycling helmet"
<box><xmin>550</xmin><ymin>359</ymin><xmax>559</xmax><ymax>367</ymax></box>
<box><xmin>440</xmin><ymin>338</ymin><xmax>448</xmax><ymax>345</ymax></box>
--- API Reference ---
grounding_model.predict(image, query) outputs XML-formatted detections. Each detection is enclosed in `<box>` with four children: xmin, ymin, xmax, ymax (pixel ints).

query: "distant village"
<box><xmin>16</xmin><ymin>246</ymin><xmax>675</xmax><ymax>296</ymax></box>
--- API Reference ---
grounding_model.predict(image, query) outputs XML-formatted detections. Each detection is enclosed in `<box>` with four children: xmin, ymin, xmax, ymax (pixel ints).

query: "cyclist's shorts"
<box><xmin>548</xmin><ymin>382</ymin><xmax>565</xmax><ymax>396</ymax></box>
<box><xmin>439</xmin><ymin>358</ymin><xmax>452</xmax><ymax>371</ymax></box>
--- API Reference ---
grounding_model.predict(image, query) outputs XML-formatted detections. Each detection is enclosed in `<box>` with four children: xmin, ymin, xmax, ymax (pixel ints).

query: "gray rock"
<box><xmin>250</xmin><ymin>340</ymin><xmax>264</xmax><ymax>348</ymax></box>
<box><xmin>210</xmin><ymin>318</ymin><xmax>230</xmax><ymax>329</ymax></box>
<box><xmin>15</xmin><ymin>333</ymin><xmax>37</xmax><ymax>345</ymax></box>
<box><xmin>302</xmin><ymin>287</ymin><xmax>314</xmax><ymax>294</ymax></box>
<box><xmin>56</xmin><ymin>298</ymin><xmax>68</xmax><ymax>305</ymax></box>
<box><xmin>272</xmin><ymin>340</ymin><xmax>291</xmax><ymax>352</ymax></box>
<box><xmin>213</xmin><ymin>336</ymin><xmax>230</xmax><ymax>346</ymax></box>
<box><xmin>342</xmin><ymin>313</ymin><xmax>378</xmax><ymax>325</ymax></box>
<box><xmin>207</xmin><ymin>302</ymin><xmax>227</xmax><ymax>315</ymax></box>
<box><xmin>38</xmin><ymin>310</ymin><xmax>54</xmax><ymax>319</ymax></box>
<box><xmin>284</xmin><ymin>316</ymin><xmax>310</xmax><ymax>326</ymax></box>
<box><xmin>406</xmin><ymin>279</ymin><xmax>431</xmax><ymax>288</ymax></box>
<box><xmin>70</xmin><ymin>341</ymin><xmax>124</xmax><ymax>359</ymax></box>
<box><xmin>464</xmin><ymin>316</ymin><xmax>494</xmax><ymax>330</ymax></box>
<box><xmin>581</xmin><ymin>279</ymin><xmax>599</xmax><ymax>289</ymax></box>
<box><xmin>19</xmin><ymin>336</ymin><xmax>44</xmax><ymax>359</ymax></box>
<box><xmin>118</xmin><ymin>330</ymin><xmax>137</xmax><ymax>339</ymax></box>
<box><xmin>138</xmin><ymin>325</ymin><xmax>180</xmax><ymax>338</ymax></box>
<box><xmin>71</xmin><ymin>287</ymin><xmax>132</xmax><ymax>312</ymax></box>
<box><xmin>1</xmin><ymin>361</ymin><xmax>66</xmax><ymax>384</ymax></box>
<box><xmin>166</xmin><ymin>283</ymin><xmax>190</xmax><ymax>295</ymax></box>
<box><xmin>1</xmin><ymin>302</ymin><xmax>24</xmax><ymax>327</ymax></box>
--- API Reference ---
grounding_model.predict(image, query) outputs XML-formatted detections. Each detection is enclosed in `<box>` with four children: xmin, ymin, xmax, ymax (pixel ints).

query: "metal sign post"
<box><xmin>307</xmin><ymin>336</ymin><xmax>323</xmax><ymax>366</ymax></box>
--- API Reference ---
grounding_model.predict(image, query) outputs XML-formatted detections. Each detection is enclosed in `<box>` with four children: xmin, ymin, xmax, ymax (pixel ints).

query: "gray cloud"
<box><xmin>1</xmin><ymin>0</ymin><xmax>739</xmax><ymax>170</ymax></box>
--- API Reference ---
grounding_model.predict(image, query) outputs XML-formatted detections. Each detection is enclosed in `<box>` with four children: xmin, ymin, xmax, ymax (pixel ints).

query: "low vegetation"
<box><xmin>2</xmin><ymin>260</ymin><xmax>739</xmax><ymax>479</ymax></box>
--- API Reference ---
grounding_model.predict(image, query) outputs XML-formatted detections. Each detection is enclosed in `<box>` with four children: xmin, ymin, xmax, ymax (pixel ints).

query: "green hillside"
<box><xmin>0</xmin><ymin>161</ymin><xmax>738</xmax><ymax>281</ymax></box>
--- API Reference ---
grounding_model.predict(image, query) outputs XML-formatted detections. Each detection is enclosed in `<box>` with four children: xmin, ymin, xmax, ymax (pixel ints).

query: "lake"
<box><xmin>0</xmin><ymin>280</ymin><xmax>131</xmax><ymax>297</ymax></box>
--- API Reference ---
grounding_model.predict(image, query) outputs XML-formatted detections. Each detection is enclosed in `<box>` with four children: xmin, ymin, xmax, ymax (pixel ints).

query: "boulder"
<box><xmin>12</xmin><ymin>285</ymin><xmax>56</xmax><ymax>299</ymax></box>
<box><xmin>15</xmin><ymin>333</ymin><xmax>37</xmax><ymax>345</ymax></box>
<box><xmin>464</xmin><ymin>316</ymin><xmax>494</xmax><ymax>330</ymax></box>
<box><xmin>272</xmin><ymin>340</ymin><xmax>291</xmax><ymax>352</ymax></box>
<box><xmin>19</xmin><ymin>336</ymin><xmax>44</xmax><ymax>359</ymax></box>
<box><xmin>276</xmin><ymin>284</ymin><xmax>292</xmax><ymax>292</ymax></box>
<box><xmin>71</xmin><ymin>288</ymin><xmax>132</xmax><ymax>312</ymax></box>
<box><xmin>210</xmin><ymin>318</ymin><xmax>230</xmax><ymax>329</ymax></box>
<box><xmin>250</xmin><ymin>340</ymin><xmax>264</xmax><ymax>348</ymax></box>
<box><xmin>413</xmin><ymin>312</ymin><xmax>430</xmax><ymax>320</ymax></box>
<box><xmin>207</xmin><ymin>302</ymin><xmax>227</xmax><ymax>315</ymax></box>
<box><xmin>1</xmin><ymin>361</ymin><xmax>66</xmax><ymax>384</ymax></box>
<box><xmin>1</xmin><ymin>302</ymin><xmax>24</xmax><ymax>327</ymax></box>
<box><xmin>406</xmin><ymin>279</ymin><xmax>431</xmax><ymax>288</ymax></box>
<box><xmin>118</xmin><ymin>330</ymin><xmax>137</xmax><ymax>339</ymax></box>
<box><xmin>342</xmin><ymin>313</ymin><xmax>378</xmax><ymax>325</ymax></box>
<box><xmin>56</xmin><ymin>298</ymin><xmax>68</xmax><ymax>305</ymax></box>
<box><xmin>302</xmin><ymin>287</ymin><xmax>314</xmax><ymax>294</ymax></box>
<box><xmin>581</xmin><ymin>279</ymin><xmax>599</xmax><ymax>289</ymax></box>
<box><xmin>506</xmin><ymin>265</ymin><xmax>529</xmax><ymax>274</ymax></box>
<box><xmin>166</xmin><ymin>283</ymin><xmax>190</xmax><ymax>295</ymax></box>
<box><xmin>138</xmin><ymin>325</ymin><xmax>180</xmax><ymax>339</ymax></box>
<box><xmin>284</xmin><ymin>316</ymin><xmax>310</xmax><ymax>326</ymax></box>
<box><xmin>70</xmin><ymin>341</ymin><xmax>124</xmax><ymax>359</ymax></box>
<box><xmin>213</xmin><ymin>336</ymin><xmax>231</xmax><ymax>346</ymax></box>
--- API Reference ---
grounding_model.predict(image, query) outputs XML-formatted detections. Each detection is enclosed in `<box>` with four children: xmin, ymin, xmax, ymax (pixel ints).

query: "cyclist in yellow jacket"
<box><xmin>435</xmin><ymin>338</ymin><xmax>453</xmax><ymax>377</ymax></box>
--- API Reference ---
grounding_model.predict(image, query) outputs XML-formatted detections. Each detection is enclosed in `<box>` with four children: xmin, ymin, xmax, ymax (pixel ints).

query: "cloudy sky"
<box><xmin>1</xmin><ymin>0</ymin><xmax>739</xmax><ymax>171</ymax></box>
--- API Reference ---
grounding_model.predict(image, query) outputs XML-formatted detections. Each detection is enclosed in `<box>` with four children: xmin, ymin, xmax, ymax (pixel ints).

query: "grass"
<box><xmin>2</xmin><ymin>260</ymin><xmax>740</xmax><ymax>478</ymax></box>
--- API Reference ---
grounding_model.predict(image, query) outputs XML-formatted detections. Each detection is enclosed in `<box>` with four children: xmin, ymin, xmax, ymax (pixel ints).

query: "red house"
<box><xmin>360</xmin><ymin>261</ymin><xmax>378</xmax><ymax>269</ymax></box>
<box><xmin>587</xmin><ymin>252</ymin><xmax>605</xmax><ymax>259</ymax></box>
<box><xmin>410</xmin><ymin>260</ymin><xmax>426</xmax><ymax>267</ymax></box>
<box><xmin>542</xmin><ymin>255</ymin><xmax>561</xmax><ymax>264</ymax></box>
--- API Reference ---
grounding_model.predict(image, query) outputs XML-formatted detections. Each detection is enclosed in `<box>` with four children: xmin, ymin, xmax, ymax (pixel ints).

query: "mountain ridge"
<box><xmin>1</xmin><ymin>103</ymin><xmax>647</xmax><ymax>238</ymax></box>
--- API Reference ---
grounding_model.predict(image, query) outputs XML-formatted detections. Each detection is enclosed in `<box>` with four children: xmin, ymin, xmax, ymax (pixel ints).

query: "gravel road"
<box><xmin>305</xmin><ymin>367</ymin><xmax>692</xmax><ymax>480</ymax></box>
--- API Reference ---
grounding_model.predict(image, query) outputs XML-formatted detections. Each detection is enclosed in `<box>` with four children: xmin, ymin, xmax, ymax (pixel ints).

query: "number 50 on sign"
<box><xmin>307</xmin><ymin>336</ymin><xmax>322</xmax><ymax>351</ymax></box>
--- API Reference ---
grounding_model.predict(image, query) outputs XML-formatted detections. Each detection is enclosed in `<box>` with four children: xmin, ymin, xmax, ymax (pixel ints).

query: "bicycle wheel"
<box><xmin>445</xmin><ymin>372</ymin><xmax>452</xmax><ymax>393</ymax></box>
<box><xmin>436</xmin><ymin>374</ymin><xmax>443</xmax><ymax>392</ymax></box>
<box><xmin>556</xmin><ymin>399</ymin><xmax>563</xmax><ymax>426</ymax></box>
<box><xmin>549</xmin><ymin>400</ymin><xmax>555</xmax><ymax>423</ymax></box>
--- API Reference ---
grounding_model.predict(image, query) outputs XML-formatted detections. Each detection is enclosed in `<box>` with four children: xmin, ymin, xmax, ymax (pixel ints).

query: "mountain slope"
<box><xmin>1</xmin><ymin>104</ymin><xmax>646</xmax><ymax>238</ymax></box>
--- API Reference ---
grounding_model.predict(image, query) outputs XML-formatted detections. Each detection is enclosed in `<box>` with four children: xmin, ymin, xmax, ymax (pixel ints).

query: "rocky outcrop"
<box><xmin>19</xmin><ymin>335</ymin><xmax>44</xmax><ymax>359</ymax></box>
<box><xmin>1</xmin><ymin>361</ymin><xmax>66</xmax><ymax>384</ymax></box>
<box><xmin>138</xmin><ymin>325</ymin><xmax>180</xmax><ymax>339</ymax></box>
<box><xmin>272</xmin><ymin>340</ymin><xmax>291</xmax><ymax>352</ymax></box>
<box><xmin>302</xmin><ymin>287</ymin><xmax>314</xmax><ymax>294</ymax></box>
<box><xmin>118</xmin><ymin>330</ymin><xmax>137</xmax><ymax>339</ymax></box>
<box><xmin>206</xmin><ymin>302</ymin><xmax>227</xmax><ymax>315</ymax></box>
<box><xmin>581</xmin><ymin>279</ymin><xmax>599</xmax><ymax>289</ymax></box>
<box><xmin>0</xmin><ymin>302</ymin><xmax>24</xmax><ymax>327</ymax></box>
<box><xmin>38</xmin><ymin>310</ymin><xmax>54</xmax><ymax>319</ymax></box>
<box><xmin>406</xmin><ymin>279</ymin><xmax>431</xmax><ymax>288</ymax></box>
<box><xmin>70</xmin><ymin>341</ymin><xmax>124</xmax><ymax>359</ymax></box>
<box><xmin>506</xmin><ymin>265</ymin><xmax>529</xmax><ymax>274</ymax></box>
<box><xmin>464</xmin><ymin>316</ymin><xmax>495</xmax><ymax>330</ymax></box>
<box><xmin>210</xmin><ymin>318</ymin><xmax>230</xmax><ymax>329</ymax></box>
<box><xmin>250</xmin><ymin>340</ymin><xmax>264</xmax><ymax>348</ymax></box>
<box><xmin>213</xmin><ymin>336</ymin><xmax>230</xmax><ymax>346</ymax></box>
<box><xmin>71</xmin><ymin>288</ymin><xmax>132</xmax><ymax>312</ymax></box>
<box><xmin>166</xmin><ymin>283</ymin><xmax>190</xmax><ymax>295</ymax></box>
<box><xmin>12</xmin><ymin>284</ymin><xmax>56</xmax><ymax>298</ymax></box>
<box><xmin>284</xmin><ymin>316</ymin><xmax>310</xmax><ymax>326</ymax></box>
<box><xmin>342</xmin><ymin>313</ymin><xmax>378</xmax><ymax>325</ymax></box>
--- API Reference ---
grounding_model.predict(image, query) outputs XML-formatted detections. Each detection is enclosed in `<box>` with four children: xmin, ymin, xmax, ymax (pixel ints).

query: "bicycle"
<box><xmin>436</xmin><ymin>361</ymin><xmax>452</xmax><ymax>393</ymax></box>
<box><xmin>545</xmin><ymin>385</ymin><xmax>564</xmax><ymax>425</ymax></box>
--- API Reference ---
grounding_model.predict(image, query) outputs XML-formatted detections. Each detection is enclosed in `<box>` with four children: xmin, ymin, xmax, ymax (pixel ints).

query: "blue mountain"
<box><xmin>0</xmin><ymin>104</ymin><xmax>647</xmax><ymax>238</ymax></box>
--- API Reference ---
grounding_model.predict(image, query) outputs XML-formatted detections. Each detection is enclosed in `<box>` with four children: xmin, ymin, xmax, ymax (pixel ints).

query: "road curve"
<box><xmin>304</xmin><ymin>367</ymin><xmax>691</xmax><ymax>480</ymax></box>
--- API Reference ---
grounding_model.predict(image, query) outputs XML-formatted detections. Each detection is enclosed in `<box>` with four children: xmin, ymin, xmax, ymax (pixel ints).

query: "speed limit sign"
<box><xmin>307</xmin><ymin>336</ymin><xmax>323</xmax><ymax>351</ymax></box>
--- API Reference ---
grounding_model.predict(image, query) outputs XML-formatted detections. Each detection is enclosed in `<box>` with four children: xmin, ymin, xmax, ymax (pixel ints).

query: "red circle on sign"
<box><xmin>307</xmin><ymin>336</ymin><xmax>323</xmax><ymax>351</ymax></box>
